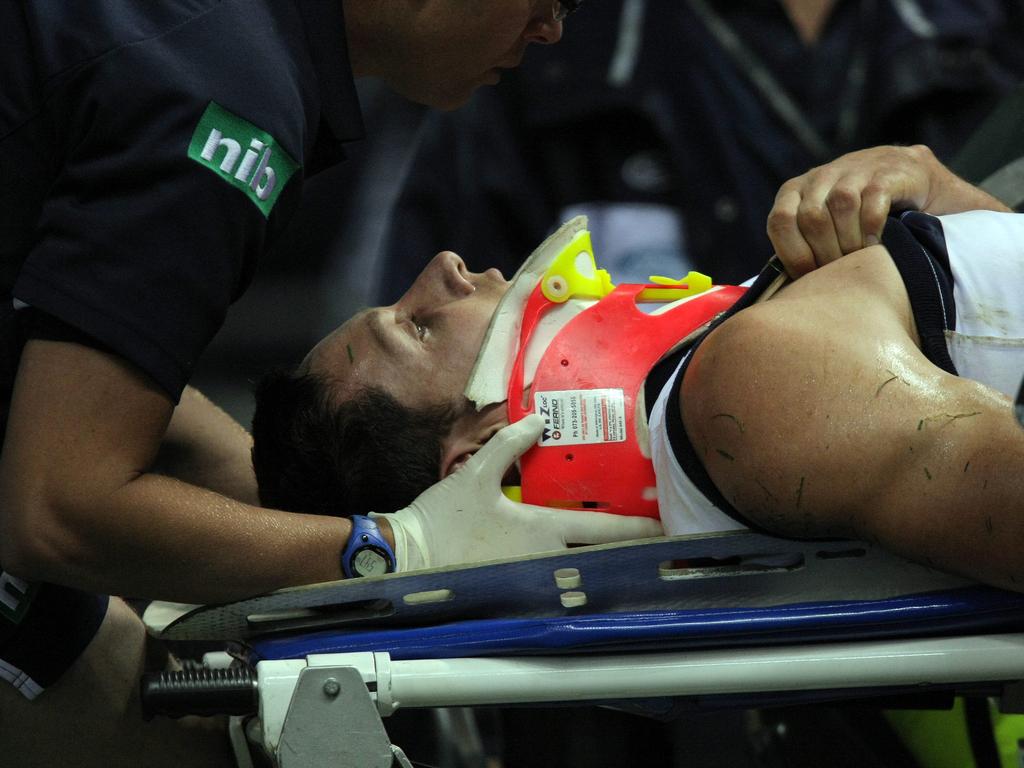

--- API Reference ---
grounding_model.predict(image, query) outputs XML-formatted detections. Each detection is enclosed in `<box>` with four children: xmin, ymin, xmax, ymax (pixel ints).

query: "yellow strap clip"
<box><xmin>639</xmin><ymin>271</ymin><xmax>714</xmax><ymax>301</ymax></box>
<box><xmin>540</xmin><ymin>231</ymin><xmax>615</xmax><ymax>303</ymax></box>
<box><xmin>539</xmin><ymin>229</ymin><xmax>714</xmax><ymax>304</ymax></box>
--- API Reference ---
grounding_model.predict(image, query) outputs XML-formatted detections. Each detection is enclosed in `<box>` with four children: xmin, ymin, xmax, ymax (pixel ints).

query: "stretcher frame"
<box><xmin>146</xmin><ymin>532</ymin><xmax>1024</xmax><ymax>767</ymax></box>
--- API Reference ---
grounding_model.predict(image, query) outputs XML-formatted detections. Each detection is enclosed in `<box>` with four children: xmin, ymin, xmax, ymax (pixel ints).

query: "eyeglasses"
<box><xmin>553</xmin><ymin>0</ymin><xmax>583</xmax><ymax>22</ymax></box>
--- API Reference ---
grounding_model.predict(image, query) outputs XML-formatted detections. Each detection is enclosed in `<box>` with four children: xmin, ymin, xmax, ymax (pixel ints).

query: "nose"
<box><xmin>525</xmin><ymin>17</ymin><xmax>563</xmax><ymax>45</ymax></box>
<box><xmin>434</xmin><ymin>251</ymin><xmax>477</xmax><ymax>296</ymax></box>
<box><xmin>401</xmin><ymin>251</ymin><xmax>475</xmax><ymax>308</ymax></box>
<box><xmin>525</xmin><ymin>3</ymin><xmax>564</xmax><ymax>45</ymax></box>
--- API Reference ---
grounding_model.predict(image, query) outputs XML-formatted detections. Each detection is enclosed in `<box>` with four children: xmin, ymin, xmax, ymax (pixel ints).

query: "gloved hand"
<box><xmin>373</xmin><ymin>415</ymin><xmax>664</xmax><ymax>571</ymax></box>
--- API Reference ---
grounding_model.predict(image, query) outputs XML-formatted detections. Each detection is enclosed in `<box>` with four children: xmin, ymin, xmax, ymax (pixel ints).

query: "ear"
<box><xmin>439</xmin><ymin>406</ymin><xmax>508</xmax><ymax>479</ymax></box>
<box><xmin>440</xmin><ymin>442</ymin><xmax>477</xmax><ymax>479</ymax></box>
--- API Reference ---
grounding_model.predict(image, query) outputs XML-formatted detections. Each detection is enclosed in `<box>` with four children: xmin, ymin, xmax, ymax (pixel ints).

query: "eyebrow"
<box><xmin>365</xmin><ymin>308</ymin><xmax>401</xmax><ymax>355</ymax></box>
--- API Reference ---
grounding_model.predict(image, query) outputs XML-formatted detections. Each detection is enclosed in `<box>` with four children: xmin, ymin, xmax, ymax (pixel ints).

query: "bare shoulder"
<box><xmin>680</xmin><ymin>245</ymin><xmax>932</xmax><ymax>538</ymax></box>
<box><xmin>681</xmin><ymin>247</ymin><xmax>1024</xmax><ymax>588</ymax></box>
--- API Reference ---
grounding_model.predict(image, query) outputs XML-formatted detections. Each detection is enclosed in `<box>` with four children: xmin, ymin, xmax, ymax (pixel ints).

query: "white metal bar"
<box><xmin>377</xmin><ymin>633</ymin><xmax>1024</xmax><ymax>710</ymax></box>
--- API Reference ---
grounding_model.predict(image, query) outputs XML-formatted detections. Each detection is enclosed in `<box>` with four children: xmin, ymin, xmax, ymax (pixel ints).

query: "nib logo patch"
<box><xmin>188</xmin><ymin>102</ymin><xmax>299</xmax><ymax>217</ymax></box>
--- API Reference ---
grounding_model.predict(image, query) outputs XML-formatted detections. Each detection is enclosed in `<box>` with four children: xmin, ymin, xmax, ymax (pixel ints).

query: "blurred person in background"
<box><xmin>377</xmin><ymin>0</ymin><xmax>1024</xmax><ymax>301</ymax></box>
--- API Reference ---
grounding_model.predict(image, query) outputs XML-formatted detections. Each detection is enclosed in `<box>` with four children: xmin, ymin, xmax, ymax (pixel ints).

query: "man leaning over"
<box><xmin>0</xmin><ymin>2</ymin><xmax>658</xmax><ymax>766</ymax></box>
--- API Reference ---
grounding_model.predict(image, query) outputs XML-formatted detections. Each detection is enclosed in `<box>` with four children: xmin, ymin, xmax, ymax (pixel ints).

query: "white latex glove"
<box><xmin>372</xmin><ymin>415</ymin><xmax>664</xmax><ymax>571</ymax></box>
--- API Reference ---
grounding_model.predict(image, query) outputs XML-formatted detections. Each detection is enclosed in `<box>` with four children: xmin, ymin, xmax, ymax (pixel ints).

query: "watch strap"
<box><xmin>341</xmin><ymin>515</ymin><xmax>396</xmax><ymax>578</ymax></box>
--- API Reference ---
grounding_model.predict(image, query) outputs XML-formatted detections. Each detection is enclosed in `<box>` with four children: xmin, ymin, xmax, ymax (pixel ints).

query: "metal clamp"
<box><xmin>277</xmin><ymin>665</ymin><xmax>401</xmax><ymax>768</ymax></box>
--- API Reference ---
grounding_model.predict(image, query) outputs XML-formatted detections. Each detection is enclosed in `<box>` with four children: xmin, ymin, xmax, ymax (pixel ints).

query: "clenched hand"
<box><xmin>767</xmin><ymin>145</ymin><xmax>1010</xmax><ymax>277</ymax></box>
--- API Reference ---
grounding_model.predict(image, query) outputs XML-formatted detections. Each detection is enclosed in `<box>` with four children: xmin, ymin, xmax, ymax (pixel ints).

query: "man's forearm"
<box><xmin>154</xmin><ymin>386</ymin><xmax>260</xmax><ymax>506</ymax></box>
<box><xmin>10</xmin><ymin>471</ymin><xmax>353</xmax><ymax>604</ymax></box>
<box><xmin>926</xmin><ymin>161</ymin><xmax>1012</xmax><ymax>215</ymax></box>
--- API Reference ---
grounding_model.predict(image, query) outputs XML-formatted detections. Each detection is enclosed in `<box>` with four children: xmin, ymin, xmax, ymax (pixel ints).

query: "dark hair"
<box><xmin>251</xmin><ymin>369</ymin><xmax>460</xmax><ymax>517</ymax></box>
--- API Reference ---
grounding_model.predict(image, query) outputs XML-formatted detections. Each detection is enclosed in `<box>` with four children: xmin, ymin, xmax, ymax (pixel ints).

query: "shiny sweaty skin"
<box><xmin>682</xmin><ymin>244</ymin><xmax>1024</xmax><ymax>591</ymax></box>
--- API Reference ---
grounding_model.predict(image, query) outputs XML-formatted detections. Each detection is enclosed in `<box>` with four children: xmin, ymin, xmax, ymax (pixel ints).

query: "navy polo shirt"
<box><xmin>0</xmin><ymin>0</ymin><xmax>362</xmax><ymax>692</ymax></box>
<box><xmin>0</xmin><ymin>0</ymin><xmax>363</xmax><ymax>403</ymax></box>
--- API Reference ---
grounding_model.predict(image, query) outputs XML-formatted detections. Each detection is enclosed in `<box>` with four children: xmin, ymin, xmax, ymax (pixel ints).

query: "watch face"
<box><xmin>352</xmin><ymin>548</ymin><xmax>390</xmax><ymax>577</ymax></box>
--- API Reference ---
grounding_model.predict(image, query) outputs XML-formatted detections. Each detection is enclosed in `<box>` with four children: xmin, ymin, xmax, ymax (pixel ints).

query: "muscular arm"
<box><xmin>154</xmin><ymin>386</ymin><xmax>259</xmax><ymax>506</ymax></box>
<box><xmin>0</xmin><ymin>339</ymin><xmax>352</xmax><ymax>604</ymax></box>
<box><xmin>682</xmin><ymin>247</ymin><xmax>1024</xmax><ymax>590</ymax></box>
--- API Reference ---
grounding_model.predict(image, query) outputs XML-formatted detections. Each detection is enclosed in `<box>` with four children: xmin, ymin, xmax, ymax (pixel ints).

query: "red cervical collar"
<box><xmin>507</xmin><ymin>281</ymin><xmax>746</xmax><ymax>518</ymax></box>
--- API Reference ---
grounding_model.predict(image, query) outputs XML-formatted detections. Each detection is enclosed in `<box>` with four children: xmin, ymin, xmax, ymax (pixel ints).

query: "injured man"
<box><xmin>252</xmin><ymin>209</ymin><xmax>1024</xmax><ymax>592</ymax></box>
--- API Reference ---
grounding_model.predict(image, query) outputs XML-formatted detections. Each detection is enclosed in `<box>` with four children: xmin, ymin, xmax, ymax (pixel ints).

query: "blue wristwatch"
<box><xmin>341</xmin><ymin>515</ymin><xmax>396</xmax><ymax>578</ymax></box>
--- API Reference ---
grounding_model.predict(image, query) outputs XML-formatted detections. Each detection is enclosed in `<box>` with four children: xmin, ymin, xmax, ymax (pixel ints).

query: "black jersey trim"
<box><xmin>659</xmin><ymin>261</ymin><xmax>785</xmax><ymax>532</ymax></box>
<box><xmin>0</xmin><ymin>580</ymin><xmax>108</xmax><ymax>691</ymax></box>
<box><xmin>887</xmin><ymin>211</ymin><xmax>958</xmax><ymax>374</ymax></box>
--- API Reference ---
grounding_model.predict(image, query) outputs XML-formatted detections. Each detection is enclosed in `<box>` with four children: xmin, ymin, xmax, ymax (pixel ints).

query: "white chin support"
<box><xmin>464</xmin><ymin>216</ymin><xmax>595</xmax><ymax>411</ymax></box>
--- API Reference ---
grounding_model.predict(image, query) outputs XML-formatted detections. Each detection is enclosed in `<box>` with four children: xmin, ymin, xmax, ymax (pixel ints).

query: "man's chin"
<box><xmin>404</xmin><ymin>80</ymin><xmax>487</xmax><ymax>112</ymax></box>
<box><xmin>430</xmin><ymin>88</ymin><xmax>477</xmax><ymax>112</ymax></box>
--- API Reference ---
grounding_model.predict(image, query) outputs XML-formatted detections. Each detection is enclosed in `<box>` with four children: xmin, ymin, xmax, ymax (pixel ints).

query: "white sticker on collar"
<box><xmin>535</xmin><ymin>388</ymin><xmax>626</xmax><ymax>446</ymax></box>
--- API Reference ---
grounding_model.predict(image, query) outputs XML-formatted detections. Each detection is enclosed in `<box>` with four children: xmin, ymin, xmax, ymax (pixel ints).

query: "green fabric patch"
<box><xmin>188</xmin><ymin>102</ymin><xmax>299</xmax><ymax>218</ymax></box>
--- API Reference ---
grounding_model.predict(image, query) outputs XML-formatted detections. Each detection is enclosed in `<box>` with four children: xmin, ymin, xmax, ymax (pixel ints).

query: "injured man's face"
<box><xmin>306</xmin><ymin>251</ymin><xmax>508</xmax><ymax>411</ymax></box>
<box><xmin>251</xmin><ymin>251</ymin><xmax>513</xmax><ymax>517</ymax></box>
